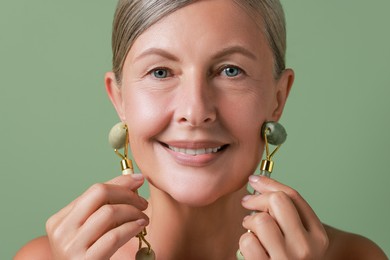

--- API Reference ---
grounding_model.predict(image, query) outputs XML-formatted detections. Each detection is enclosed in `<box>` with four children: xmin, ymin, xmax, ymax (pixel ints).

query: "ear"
<box><xmin>105</xmin><ymin>72</ymin><xmax>126</xmax><ymax>121</ymax></box>
<box><xmin>271</xmin><ymin>68</ymin><xmax>294</xmax><ymax>121</ymax></box>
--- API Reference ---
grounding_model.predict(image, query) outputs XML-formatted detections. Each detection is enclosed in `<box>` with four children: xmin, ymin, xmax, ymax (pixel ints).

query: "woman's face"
<box><xmin>107</xmin><ymin>0</ymin><xmax>293</xmax><ymax>206</ymax></box>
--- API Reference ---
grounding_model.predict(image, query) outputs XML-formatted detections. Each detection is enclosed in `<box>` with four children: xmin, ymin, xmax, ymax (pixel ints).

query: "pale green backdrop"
<box><xmin>1</xmin><ymin>1</ymin><xmax>389</xmax><ymax>259</ymax></box>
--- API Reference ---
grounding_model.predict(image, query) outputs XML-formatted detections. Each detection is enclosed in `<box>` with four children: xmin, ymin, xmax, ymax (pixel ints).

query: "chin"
<box><xmin>153</xmin><ymin>174</ymin><xmax>245</xmax><ymax>208</ymax></box>
<box><xmin>168</xmin><ymin>189</ymin><xmax>221</xmax><ymax>208</ymax></box>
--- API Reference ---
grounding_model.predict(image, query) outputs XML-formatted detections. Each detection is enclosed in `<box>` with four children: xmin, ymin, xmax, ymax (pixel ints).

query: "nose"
<box><xmin>174</xmin><ymin>74</ymin><xmax>217</xmax><ymax>127</ymax></box>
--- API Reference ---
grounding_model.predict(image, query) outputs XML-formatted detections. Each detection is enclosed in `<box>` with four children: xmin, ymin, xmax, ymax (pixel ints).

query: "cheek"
<box><xmin>219</xmin><ymin>90</ymin><xmax>271</xmax><ymax>136</ymax></box>
<box><xmin>220</xmin><ymin>86</ymin><xmax>276</xmax><ymax>155</ymax></box>
<box><xmin>121</xmin><ymin>89</ymin><xmax>173</xmax><ymax>172</ymax></box>
<box><xmin>217</xmin><ymin>95</ymin><xmax>267</xmax><ymax>166</ymax></box>
<box><xmin>123</xmin><ymin>88</ymin><xmax>171</xmax><ymax>138</ymax></box>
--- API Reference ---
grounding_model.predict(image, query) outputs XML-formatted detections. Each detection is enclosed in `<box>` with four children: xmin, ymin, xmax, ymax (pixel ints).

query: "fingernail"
<box><xmin>131</xmin><ymin>173</ymin><xmax>144</xmax><ymax>180</ymax></box>
<box><xmin>242</xmin><ymin>195</ymin><xmax>252</xmax><ymax>202</ymax></box>
<box><xmin>136</xmin><ymin>218</ymin><xmax>148</xmax><ymax>226</ymax></box>
<box><xmin>249</xmin><ymin>175</ymin><xmax>260</xmax><ymax>183</ymax></box>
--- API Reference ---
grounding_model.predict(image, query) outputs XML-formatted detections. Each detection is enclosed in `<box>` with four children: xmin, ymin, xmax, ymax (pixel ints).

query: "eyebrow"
<box><xmin>212</xmin><ymin>45</ymin><xmax>258</xmax><ymax>61</ymax></box>
<box><xmin>133</xmin><ymin>45</ymin><xmax>257</xmax><ymax>63</ymax></box>
<box><xmin>134</xmin><ymin>48</ymin><xmax>180</xmax><ymax>63</ymax></box>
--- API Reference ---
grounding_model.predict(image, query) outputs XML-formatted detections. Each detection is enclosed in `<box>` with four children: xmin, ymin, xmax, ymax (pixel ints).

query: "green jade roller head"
<box><xmin>108</xmin><ymin>122</ymin><xmax>134</xmax><ymax>175</ymax></box>
<box><xmin>260</xmin><ymin>121</ymin><xmax>287</xmax><ymax>177</ymax></box>
<box><xmin>108</xmin><ymin>122</ymin><xmax>127</xmax><ymax>150</ymax></box>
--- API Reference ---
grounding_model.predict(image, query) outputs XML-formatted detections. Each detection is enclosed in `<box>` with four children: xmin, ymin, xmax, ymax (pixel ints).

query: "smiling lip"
<box><xmin>167</xmin><ymin>145</ymin><xmax>223</xmax><ymax>155</ymax></box>
<box><xmin>160</xmin><ymin>141</ymin><xmax>228</xmax><ymax>166</ymax></box>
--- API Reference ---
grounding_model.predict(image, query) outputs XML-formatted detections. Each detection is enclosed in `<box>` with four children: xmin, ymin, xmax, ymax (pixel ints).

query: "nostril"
<box><xmin>203</xmin><ymin>117</ymin><xmax>213</xmax><ymax>123</ymax></box>
<box><xmin>179</xmin><ymin>113</ymin><xmax>216</xmax><ymax>126</ymax></box>
<box><xmin>175</xmin><ymin>94</ymin><xmax>217</xmax><ymax>126</ymax></box>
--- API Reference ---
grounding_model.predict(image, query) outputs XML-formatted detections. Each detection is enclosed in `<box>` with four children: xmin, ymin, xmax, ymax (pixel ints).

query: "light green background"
<box><xmin>1</xmin><ymin>1</ymin><xmax>389</xmax><ymax>258</ymax></box>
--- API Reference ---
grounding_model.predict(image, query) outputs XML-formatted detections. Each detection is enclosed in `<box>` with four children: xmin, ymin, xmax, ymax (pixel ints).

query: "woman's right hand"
<box><xmin>46</xmin><ymin>174</ymin><xmax>149</xmax><ymax>260</ymax></box>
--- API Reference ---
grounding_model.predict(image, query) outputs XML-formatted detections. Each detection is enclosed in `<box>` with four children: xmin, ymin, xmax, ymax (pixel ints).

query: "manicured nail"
<box><xmin>242</xmin><ymin>195</ymin><xmax>252</xmax><ymax>202</ymax></box>
<box><xmin>249</xmin><ymin>175</ymin><xmax>260</xmax><ymax>183</ymax></box>
<box><xmin>136</xmin><ymin>218</ymin><xmax>148</xmax><ymax>226</ymax></box>
<box><xmin>131</xmin><ymin>173</ymin><xmax>144</xmax><ymax>180</ymax></box>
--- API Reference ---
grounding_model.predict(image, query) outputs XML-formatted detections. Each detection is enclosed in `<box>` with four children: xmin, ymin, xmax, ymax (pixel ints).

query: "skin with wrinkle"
<box><xmin>14</xmin><ymin>1</ymin><xmax>387</xmax><ymax>259</ymax></box>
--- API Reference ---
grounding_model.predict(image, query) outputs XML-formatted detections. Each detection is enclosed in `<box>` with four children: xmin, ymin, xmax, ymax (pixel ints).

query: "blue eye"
<box><xmin>221</xmin><ymin>66</ymin><xmax>242</xmax><ymax>77</ymax></box>
<box><xmin>152</xmin><ymin>68</ymin><xmax>169</xmax><ymax>78</ymax></box>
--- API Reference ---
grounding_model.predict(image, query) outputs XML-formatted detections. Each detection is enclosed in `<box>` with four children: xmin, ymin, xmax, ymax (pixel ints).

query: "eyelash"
<box><xmin>148</xmin><ymin>67</ymin><xmax>172</xmax><ymax>79</ymax></box>
<box><xmin>217</xmin><ymin>65</ymin><xmax>244</xmax><ymax>78</ymax></box>
<box><xmin>147</xmin><ymin>65</ymin><xmax>245</xmax><ymax>79</ymax></box>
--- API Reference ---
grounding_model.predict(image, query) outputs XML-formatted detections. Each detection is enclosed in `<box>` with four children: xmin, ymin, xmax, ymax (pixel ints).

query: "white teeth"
<box><xmin>168</xmin><ymin>145</ymin><xmax>222</xmax><ymax>155</ymax></box>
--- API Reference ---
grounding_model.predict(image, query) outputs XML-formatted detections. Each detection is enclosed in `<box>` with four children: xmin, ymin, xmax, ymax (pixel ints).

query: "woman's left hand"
<box><xmin>239</xmin><ymin>175</ymin><xmax>329</xmax><ymax>260</ymax></box>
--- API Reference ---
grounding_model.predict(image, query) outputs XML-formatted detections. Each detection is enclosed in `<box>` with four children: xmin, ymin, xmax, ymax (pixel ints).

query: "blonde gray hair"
<box><xmin>111</xmin><ymin>0</ymin><xmax>287</xmax><ymax>83</ymax></box>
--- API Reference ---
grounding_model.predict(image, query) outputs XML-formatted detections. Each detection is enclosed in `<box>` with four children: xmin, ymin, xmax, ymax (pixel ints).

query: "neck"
<box><xmin>144</xmin><ymin>185</ymin><xmax>250</xmax><ymax>260</ymax></box>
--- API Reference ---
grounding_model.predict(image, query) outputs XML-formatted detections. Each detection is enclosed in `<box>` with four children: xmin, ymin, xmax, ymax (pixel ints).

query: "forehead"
<box><xmin>125</xmin><ymin>0</ymin><xmax>272</xmax><ymax>64</ymax></box>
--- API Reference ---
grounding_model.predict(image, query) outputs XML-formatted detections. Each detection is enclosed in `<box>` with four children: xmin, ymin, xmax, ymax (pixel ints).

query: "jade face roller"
<box><xmin>259</xmin><ymin>121</ymin><xmax>287</xmax><ymax>177</ymax></box>
<box><xmin>109</xmin><ymin>122</ymin><xmax>156</xmax><ymax>260</ymax></box>
<box><xmin>236</xmin><ymin>121</ymin><xmax>287</xmax><ymax>260</ymax></box>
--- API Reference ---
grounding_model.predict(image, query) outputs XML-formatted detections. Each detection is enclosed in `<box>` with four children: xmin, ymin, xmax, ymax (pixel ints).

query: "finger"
<box><xmin>239</xmin><ymin>231</ymin><xmax>268</xmax><ymax>259</ymax></box>
<box><xmin>65</xmin><ymin>178</ymin><xmax>147</xmax><ymax>228</ymax></box>
<box><xmin>86</xmin><ymin>219</ymin><xmax>148</xmax><ymax>260</ymax></box>
<box><xmin>249</xmin><ymin>175</ymin><xmax>324</xmax><ymax>234</ymax></box>
<box><xmin>46</xmin><ymin>199</ymin><xmax>77</xmax><ymax>233</ymax></box>
<box><xmin>242</xmin><ymin>212</ymin><xmax>285</xmax><ymax>259</ymax></box>
<box><xmin>47</xmin><ymin>174</ymin><xmax>144</xmax><ymax>231</ymax></box>
<box><xmin>242</xmin><ymin>191</ymin><xmax>306</xmax><ymax>243</ymax></box>
<box><xmin>106</xmin><ymin>174</ymin><xmax>145</xmax><ymax>192</ymax></box>
<box><xmin>78</xmin><ymin>203</ymin><xmax>149</xmax><ymax>248</ymax></box>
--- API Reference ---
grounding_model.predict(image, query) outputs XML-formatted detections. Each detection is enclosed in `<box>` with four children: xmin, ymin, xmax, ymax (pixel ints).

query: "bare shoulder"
<box><xmin>14</xmin><ymin>236</ymin><xmax>52</xmax><ymax>260</ymax></box>
<box><xmin>324</xmin><ymin>224</ymin><xmax>387</xmax><ymax>260</ymax></box>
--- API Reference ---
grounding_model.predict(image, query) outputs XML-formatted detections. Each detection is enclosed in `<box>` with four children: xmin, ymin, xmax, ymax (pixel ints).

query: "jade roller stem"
<box><xmin>121</xmin><ymin>163</ymin><xmax>153</xmax><ymax>257</ymax></box>
<box><xmin>259</xmin><ymin>169</ymin><xmax>271</xmax><ymax>178</ymax></box>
